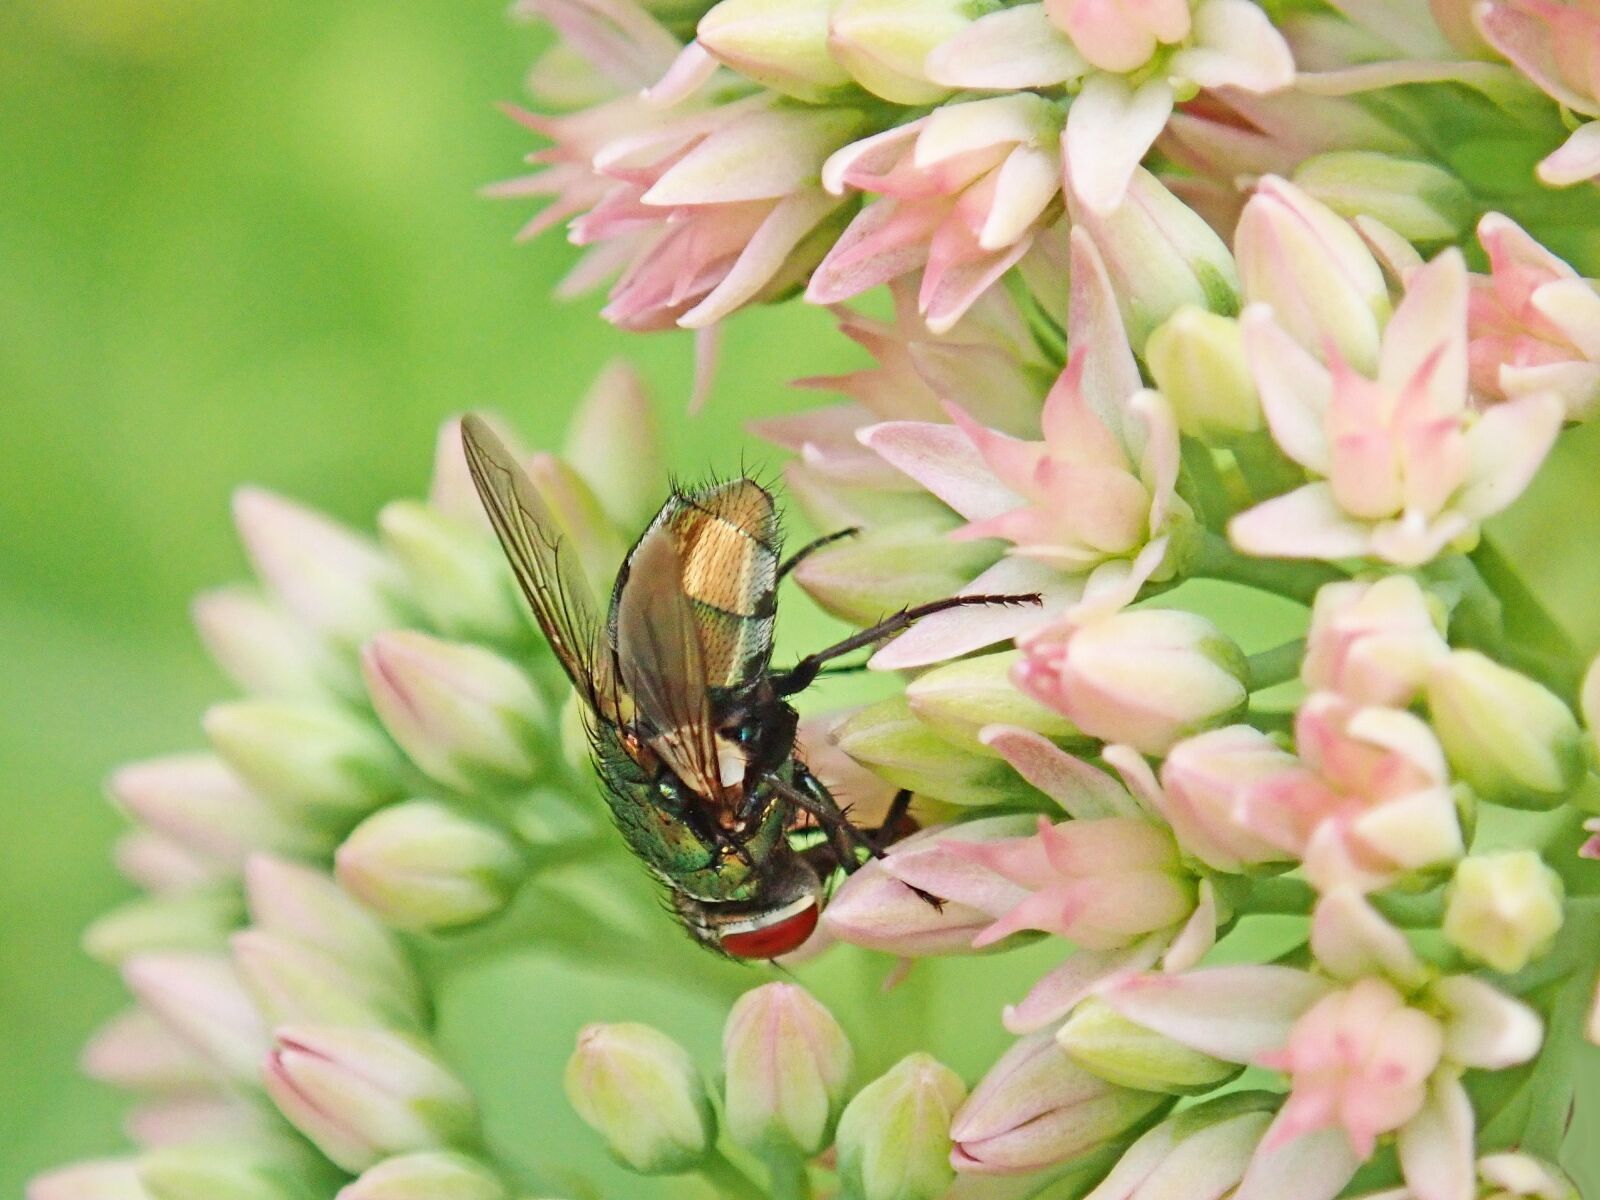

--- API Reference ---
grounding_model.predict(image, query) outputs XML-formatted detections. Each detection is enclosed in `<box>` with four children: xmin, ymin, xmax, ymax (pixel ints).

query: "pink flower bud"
<box><xmin>362</xmin><ymin>631</ymin><xmax>546</xmax><ymax>791</ymax></box>
<box><xmin>121</xmin><ymin>952</ymin><xmax>269</xmax><ymax>1082</ymax></box>
<box><xmin>376</xmin><ymin>503</ymin><xmax>525</xmax><ymax>646</ymax></box>
<box><xmin>1044</xmin><ymin>0</ymin><xmax>1190</xmax><ymax>74</ymax></box>
<box><xmin>231</xmin><ymin>930</ymin><xmax>421</xmax><ymax>1029</ymax></box>
<box><xmin>82</xmin><ymin>891</ymin><xmax>241</xmax><ymax>966</ymax></box>
<box><xmin>262</xmin><ymin>1026</ymin><xmax>477</xmax><ymax>1173</ymax></box>
<box><xmin>1156</xmin><ymin>726</ymin><xmax>1301</xmax><ymax>873</ymax></box>
<box><xmin>835</xmin><ymin>1053</ymin><xmax>966</xmax><ymax>1200</ymax></box>
<box><xmin>192</xmin><ymin>586</ymin><xmax>341</xmax><ymax>700</ymax></box>
<box><xmin>81</xmin><ymin>1009</ymin><xmax>213</xmax><ymax>1093</ymax></box>
<box><xmin>950</xmin><ymin>1030</ymin><xmax>1167</xmax><ymax>1174</ymax></box>
<box><xmin>26</xmin><ymin>1160</ymin><xmax>146</xmax><ymax>1200</ymax></box>
<box><xmin>108</xmin><ymin>754</ymin><xmax>307</xmax><ymax>868</ymax></box>
<box><xmin>1015</xmin><ymin>609</ymin><xmax>1249</xmax><ymax>756</ymax></box>
<box><xmin>113</xmin><ymin>831</ymin><xmax>225</xmax><ymax>895</ymax></box>
<box><xmin>722</xmin><ymin>982</ymin><xmax>853</xmax><ymax>1156</ymax></box>
<box><xmin>1302</xmin><ymin>576</ymin><xmax>1448</xmax><ymax>707</ymax></box>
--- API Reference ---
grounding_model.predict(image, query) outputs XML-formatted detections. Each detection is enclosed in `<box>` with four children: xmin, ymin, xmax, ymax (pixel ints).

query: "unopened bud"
<box><xmin>794</xmin><ymin>518</ymin><xmax>1000</xmax><ymax>628</ymax></box>
<box><xmin>828</xmin><ymin>0</ymin><xmax>967</xmax><ymax>103</ymax></box>
<box><xmin>114</xmin><ymin>830</ymin><xmax>225</xmax><ymax>895</ymax></box>
<box><xmin>337</xmin><ymin>1152</ymin><xmax>507</xmax><ymax>1200</ymax></box>
<box><xmin>83</xmin><ymin>890</ymin><xmax>243</xmax><ymax>965</ymax></box>
<box><xmin>1443</xmin><ymin>851</ymin><xmax>1565</xmax><ymax>974</ymax></box>
<box><xmin>950</xmin><ymin>1031</ymin><xmax>1166</xmax><ymax>1174</ymax></box>
<box><xmin>1303</xmin><ymin>576</ymin><xmax>1448</xmax><ymax>707</ymax></box>
<box><xmin>723</xmin><ymin>982</ymin><xmax>853</xmax><ymax>1157</ymax></box>
<box><xmin>697</xmin><ymin>0</ymin><xmax>851</xmax><ymax>102</ymax></box>
<box><xmin>81</xmin><ymin>1009</ymin><xmax>213</xmax><ymax>1093</ymax></box>
<box><xmin>1056</xmin><ymin>997</ymin><xmax>1238</xmax><ymax>1095</ymax></box>
<box><xmin>835</xmin><ymin>1053</ymin><xmax>966</xmax><ymax>1200</ymax></box>
<box><xmin>1477</xmin><ymin>1153</ymin><xmax>1579</xmax><ymax>1200</ymax></box>
<box><xmin>1145</xmin><ymin>307</ymin><xmax>1260</xmax><ymax>443</ymax></box>
<box><xmin>263</xmin><ymin>1025</ymin><xmax>478</xmax><ymax>1173</ymax></box>
<box><xmin>377</xmin><ymin>503</ymin><xmax>524</xmax><ymax>645</ymax></box>
<box><xmin>336</xmin><ymin>800</ymin><xmax>525</xmax><ymax>932</ymax></box>
<box><xmin>563</xmin><ymin>361</ymin><xmax>669</xmax><ymax>534</ymax></box>
<box><xmin>109</xmin><ymin>753</ymin><xmax>312</xmax><ymax>867</ymax></box>
<box><xmin>1069</xmin><ymin>170</ymin><xmax>1241</xmax><ymax>354</ymax></box>
<box><xmin>1083</xmin><ymin>1092</ymin><xmax>1275</xmax><ymax>1200</ymax></box>
<box><xmin>204</xmin><ymin>700</ymin><xmax>402</xmax><ymax>829</ymax></box>
<box><xmin>1293</xmin><ymin>152</ymin><xmax>1472</xmax><ymax>246</ymax></box>
<box><xmin>1235</xmin><ymin>175</ymin><xmax>1390</xmax><ymax>372</ymax></box>
<box><xmin>122</xmin><ymin>952</ymin><xmax>269</xmax><ymax>1082</ymax></box>
<box><xmin>362</xmin><ymin>631</ymin><xmax>545</xmax><ymax>791</ymax></box>
<box><xmin>192</xmin><ymin>586</ymin><xmax>341</xmax><ymax>699</ymax></box>
<box><xmin>27</xmin><ymin>1160</ymin><xmax>148</xmax><ymax>1200</ymax></box>
<box><xmin>564</xmin><ymin>1023</ymin><xmax>714</xmax><ymax>1174</ymax></box>
<box><xmin>833</xmin><ymin>696</ymin><xmax>1045</xmax><ymax>806</ymax></box>
<box><xmin>905</xmin><ymin>650</ymin><xmax>1082</xmax><ymax>753</ymax></box>
<box><xmin>232</xmin><ymin>487</ymin><xmax>410</xmax><ymax>646</ymax></box>
<box><xmin>136</xmin><ymin>1148</ymin><xmax>303</xmax><ymax>1200</ymax></box>
<box><xmin>1427</xmin><ymin>651</ymin><xmax>1585</xmax><ymax>807</ymax></box>
<box><xmin>232</xmin><ymin>930</ymin><xmax>421</xmax><ymax>1029</ymax></box>
<box><xmin>523</xmin><ymin>454</ymin><xmax>628</xmax><ymax>595</ymax></box>
<box><xmin>1017</xmin><ymin>610</ymin><xmax>1249</xmax><ymax>756</ymax></box>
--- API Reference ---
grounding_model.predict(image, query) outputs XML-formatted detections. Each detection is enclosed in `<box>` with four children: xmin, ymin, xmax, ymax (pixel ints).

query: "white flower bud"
<box><xmin>1443</xmin><ymin>851</ymin><xmax>1565</xmax><ymax>973</ymax></box>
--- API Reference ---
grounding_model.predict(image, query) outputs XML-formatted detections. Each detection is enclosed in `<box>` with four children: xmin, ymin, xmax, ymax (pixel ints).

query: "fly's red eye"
<box><xmin>718</xmin><ymin>899</ymin><xmax>819</xmax><ymax>960</ymax></box>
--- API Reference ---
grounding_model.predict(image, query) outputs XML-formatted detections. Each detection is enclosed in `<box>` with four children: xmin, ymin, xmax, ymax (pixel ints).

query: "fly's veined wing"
<box><xmin>614</xmin><ymin>527</ymin><xmax>727</xmax><ymax>805</ymax></box>
<box><xmin>459</xmin><ymin>414</ymin><xmax>620</xmax><ymax>720</ymax></box>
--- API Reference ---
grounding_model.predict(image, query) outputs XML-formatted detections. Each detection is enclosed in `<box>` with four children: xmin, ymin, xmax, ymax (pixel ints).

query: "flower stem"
<box><xmin>1231</xmin><ymin>874</ymin><xmax>1317</xmax><ymax>917</ymax></box>
<box><xmin>698</xmin><ymin>1149</ymin><xmax>768</xmax><ymax>1200</ymax></box>
<box><xmin>1247</xmin><ymin>639</ymin><xmax>1306</xmax><ymax>691</ymax></box>
<box><xmin>764</xmin><ymin>1150</ymin><xmax>814</xmax><ymax>1200</ymax></box>
<box><xmin>1192</xmin><ymin>532</ymin><xmax>1346</xmax><ymax>605</ymax></box>
<box><xmin>1231</xmin><ymin>431</ymin><xmax>1305</xmax><ymax>503</ymax></box>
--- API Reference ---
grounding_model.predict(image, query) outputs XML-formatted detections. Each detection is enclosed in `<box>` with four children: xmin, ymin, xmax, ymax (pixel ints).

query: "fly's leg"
<box><xmin>771</xmin><ymin>771</ymin><xmax>878</xmax><ymax>873</ymax></box>
<box><xmin>773</xmin><ymin>592</ymin><xmax>1043</xmax><ymax>697</ymax></box>
<box><xmin>776</xmin><ymin>527</ymin><xmax>860</xmax><ymax>582</ymax></box>
<box><xmin>871</xmin><ymin>788</ymin><xmax>942</xmax><ymax>911</ymax></box>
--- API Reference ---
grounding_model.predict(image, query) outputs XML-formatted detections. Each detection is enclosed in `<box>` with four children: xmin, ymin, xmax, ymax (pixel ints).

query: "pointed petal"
<box><xmin>925</xmin><ymin>4</ymin><xmax>1088</xmax><ymax>89</ymax></box>
<box><xmin>1397</xmin><ymin>1074</ymin><xmax>1475</xmax><ymax>1200</ymax></box>
<box><xmin>1456</xmin><ymin>392</ymin><xmax>1563</xmax><ymax>519</ymax></box>
<box><xmin>1161</xmin><ymin>879</ymin><xmax>1218</xmax><ymax>974</ymax></box>
<box><xmin>1170</xmin><ymin>0</ymin><xmax>1295</xmax><ymax>92</ymax></box>
<box><xmin>1432</xmin><ymin>975</ymin><xmax>1542</xmax><ymax>1069</ymax></box>
<box><xmin>1228</xmin><ymin>484</ymin><xmax>1371</xmax><ymax>560</ymax></box>
<box><xmin>979</xmin><ymin>727</ymin><xmax>1140</xmax><ymax>819</ymax></box>
<box><xmin>1378</xmin><ymin>249</ymin><xmax>1468</xmax><ymax>411</ymax></box>
<box><xmin>1540</xmin><ymin>121</ymin><xmax>1600</xmax><ymax>186</ymax></box>
<box><xmin>1004</xmin><ymin>937</ymin><xmax>1168</xmax><ymax>1033</ymax></box>
<box><xmin>1067</xmin><ymin>227</ymin><xmax>1143</xmax><ymax>424</ymax></box>
<box><xmin>1310</xmin><ymin>888</ymin><xmax>1427</xmax><ymax>988</ymax></box>
<box><xmin>1064</xmin><ymin>74</ymin><xmax>1174</xmax><ymax>216</ymax></box>
<box><xmin>681</xmin><ymin>190</ymin><xmax>841</xmax><ymax>327</ymax></box>
<box><xmin>1098</xmin><ymin>966</ymin><xmax>1334</xmax><ymax>1063</ymax></box>
<box><xmin>1234</xmin><ymin>1120</ymin><xmax>1362</xmax><ymax>1200</ymax></box>
<box><xmin>859</xmin><ymin>420</ymin><xmax>1024</xmax><ymax>520</ymax></box>
<box><xmin>868</xmin><ymin>556</ymin><xmax>1075</xmax><ymax>669</ymax></box>
<box><xmin>1241</xmin><ymin>304</ymin><xmax>1334</xmax><ymax>472</ymax></box>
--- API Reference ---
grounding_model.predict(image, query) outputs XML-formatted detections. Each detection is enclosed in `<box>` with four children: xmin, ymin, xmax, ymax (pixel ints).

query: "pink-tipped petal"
<box><xmin>1099</xmin><ymin>966</ymin><xmax>1335</xmax><ymax>1063</ymax></box>
<box><xmin>979</xmin><ymin>727</ymin><xmax>1142</xmax><ymax>819</ymax></box>
<box><xmin>1063</xmin><ymin>74</ymin><xmax>1174</xmax><ymax>216</ymax></box>
<box><xmin>925</xmin><ymin>4</ymin><xmax>1088</xmax><ymax>88</ymax></box>
<box><xmin>858</xmin><ymin>420</ymin><xmax>1025</xmax><ymax>520</ymax></box>
<box><xmin>1228</xmin><ymin>484</ymin><xmax>1371</xmax><ymax>560</ymax></box>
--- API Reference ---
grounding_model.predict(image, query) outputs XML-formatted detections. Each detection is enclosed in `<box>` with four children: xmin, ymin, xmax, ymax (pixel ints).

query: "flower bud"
<box><xmin>337</xmin><ymin>1152</ymin><xmax>507</xmax><ymax>1200</ymax></box>
<box><xmin>336</xmin><ymin>801</ymin><xmax>525</xmax><ymax>932</ymax></box>
<box><xmin>243</xmin><ymin>854</ymin><xmax>419</xmax><ymax>1003</ymax></box>
<box><xmin>27</xmin><ymin>1159</ymin><xmax>147</xmax><ymax>1200</ymax></box>
<box><xmin>723</xmin><ymin>982</ymin><xmax>853</xmax><ymax>1156</ymax></box>
<box><xmin>950</xmin><ymin>1031</ymin><xmax>1167</xmax><ymax>1174</ymax></box>
<box><xmin>361</xmin><ymin>631</ymin><xmax>545</xmax><ymax>791</ymax></box>
<box><xmin>1068</xmin><ymin>170</ymin><xmax>1241</xmax><ymax>355</ymax></box>
<box><xmin>377</xmin><ymin>503</ymin><xmax>524</xmax><ymax>645</ymax></box>
<box><xmin>192</xmin><ymin>586</ymin><xmax>341</xmax><ymax>699</ymax></box>
<box><xmin>794</xmin><ymin>518</ymin><xmax>1000</xmax><ymax>629</ymax></box>
<box><xmin>1153</xmin><ymin>728</ymin><xmax>1300</xmax><ymax>875</ymax></box>
<box><xmin>1056</xmin><ymin>997</ymin><xmax>1239</xmax><ymax>1095</ymax></box>
<box><xmin>1145</xmin><ymin>307</ymin><xmax>1261</xmax><ymax>443</ymax></box>
<box><xmin>563</xmin><ymin>1023</ymin><xmax>714</xmax><ymax>1174</ymax></box>
<box><xmin>697</xmin><ymin>0</ymin><xmax>851</xmax><ymax>102</ymax></box>
<box><xmin>1016</xmin><ymin>610</ymin><xmax>1249</xmax><ymax>756</ymax></box>
<box><xmin>136</xmin><ymin>1148</ymin><xmax>303</xmax><ymax>1200</ymax></box>
<box><xmin>232</xmin><ymin>487</ymin><xmax>411</xmax><ymax>646</ymax></box>
<box><xmin>905</xmin><ymin>650</ymin><xmax>1082</xmax><ymax>753</ymax></box>
<box><xmin>81</xmin><ymin>1009</ymin><xmax>214</xmax><ymax>1093</ymax></box>
<box><xmin>1293</xmin><ymin>152</ymin><xmax>1472</xmax><ymax>246</ymax></box>
<box><xmin>122</xmin><ymin>953</ymin><xmax>269</xmax><ymax>1082</ymax></box>
<box><xmin>83</xmin><ymin>890</ymin><xmax>243</xmax><ymax>965</ymax></box>
<box><xmin>1234</xmin><ymin>175</ymin><xmax>1390</xmax><ymax>372</ymax></box>
<box><xmin>833</xmin><ymin>696</ymin><xmax>1046</xmax><ymax>806</ymax></box>
<box><xmin>562</xmin><ymin>360</ymin><xmax>668</xmax><ymax>535</ymax></box>
<box><xmin>835</xmin><ymin>1053</ymin><xmax>966</xmax><ymax>1200</ymax></box>
<box><xmin>1443</xmin><ymin>851</ymin><xmax>1565</xmax><ymax>973</ymax></box>
<box><xmin>522</xmin><ymin>454</ymin><xmax>627</xmax><ymax>596</ymax></box>
<box><xmin>1477</xmin><ymin>1153</ymin><xmax>1578</xmax><ymax>1200</ymax></box>
<box><xmin>108</xmin><ymin>753</ymin><xmax>311</xmax><ymax>867</ymax></box>
<box><xmin>828</xmin><ymin>0</ymin><xmax>967</xmax><ymax>104</ymax></box>
<box><xmin>1303</xmin><ymin>576</ymin><xmax>1448</xmax><ymax>707</ymax></box>
<box><xmin>263</xmin><ymin>1025</ymin><xmax>478</xmax><ymax>1173</ymax></box>
<box><xmin>1084</xmin><ymin>1092</ymin><xmax>1274</xmax><ymax>1200</ymax></box>
<box><xmin>203</xmin><ymin>700</ymin><xmax>402</xmax><ymax>828</ymax></box>
<box><xmin>232</xmin><ymin>930</ymin><xmax>421</xmax><ymax>1029</ymax></box>
<box><xmin>114</xmin><ymin>830</ymin><xmax>226</xmax><ymax>895</ymax></box>
<box><xmin>1427</xmin><ymin>651</ymin><xmax>1585</xmax><ymax>807</ymax></box>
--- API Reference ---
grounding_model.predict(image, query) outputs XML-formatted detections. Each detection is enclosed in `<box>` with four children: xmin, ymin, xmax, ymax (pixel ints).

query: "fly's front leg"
<box><xmin>770</xmin><ymin>770</ymin><xmax>878</xmax><ymax>874</ymax></box>
<box><xmin>774</xmin><ymin>592</ymin><xmax>1043</xmax><ymax>697</ymax></box>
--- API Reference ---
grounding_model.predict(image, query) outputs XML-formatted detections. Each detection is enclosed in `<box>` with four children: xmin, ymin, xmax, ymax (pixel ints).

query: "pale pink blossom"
<box><xmin>1302</xmin><ymin>575</ymin><xmax>1450</xmax><ymax>706</ymax></box>
<box><xmin>927</xmin><ymin>0</ymin><xmax>1294</xmax><ymax>213</ymax></box>
<box><xmin>1230</xmin><ymin>248</ymin><xmax>1565</xmax><ymax>566</ymax></box>
<box><xmin>1156</xmin><ymin>725</ymin><xmax>1304</xmax><ymax>873</ymax></box>
<box><xmin>807</xmin><ymin>95</ymin><xmax>1065</xmax><ymax>333</ymax></box>
<box><xmin>860</xmin><ymin>230</ymin><xmax>1194</xmax><ymax>668</ymax></box>
<box><xmin>1469</xmin><ymin>211</ymin><xmax>1600</xmax><ymax>420</ymax></box>
<box><xmin>1476</xmin><ymin>0</ymin><xmax>1600</xmax><ymax>185</ymax></box>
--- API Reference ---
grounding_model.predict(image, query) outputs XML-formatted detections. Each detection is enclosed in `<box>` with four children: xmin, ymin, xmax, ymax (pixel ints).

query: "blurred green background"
<box><xmin>4</xmin><ymin>1</ymin><xmax>1600</xmax><ymax>1196</ymax></box>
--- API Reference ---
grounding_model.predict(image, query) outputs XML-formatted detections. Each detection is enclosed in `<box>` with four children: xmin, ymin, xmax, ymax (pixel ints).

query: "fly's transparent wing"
<box><xmin>460</xmin><ymin>414</ymin><xmax>619</xmax><ymax>720</ymax></box>
<box><xmin>614</xmin><ymin>526</ymin><xmax>726</xmax><ymax>804</ymax></box>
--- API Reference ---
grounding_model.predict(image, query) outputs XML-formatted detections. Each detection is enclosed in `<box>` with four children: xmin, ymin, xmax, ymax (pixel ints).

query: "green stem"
<box><xmin>1180</xmin><ymin>438</ymin><xmax>1236</xmax><ymax>528</ymax></box>
<box><xmin>1232</xmin><ymin>875</ymin><xmax>1317</xmax><ymax>917</ymax></box>
<box><xmin>1193</xmin><ymin>532</ymin><xmax>1347</xmax><ymax>605</ymax></box>
<box><xmin>764</xmin><ymin>1151</ymin><xmax>814</xmax><ymax>1200</ymax></box>
<box><xmin>1247</xmin><ymin>639</ymin><xmax>1307</xmax><ymax>692</ymax></box>
<box><xmin>697</xmin><ymin>1149</ymin><xmax>768</xmax><ymax>1200</ymax></box>
<box><xmin>1520</xmin><ymin>965</ymin><xmax>1592</xmax><ymax>1160</ymax></box>
<box><xmin>1232</xmin><ymin>431</ymin><xmax>1305</xmax><ymax>502</ymax></box>
<box><xmin>1367</xmin><ymin>888</ymin><xmax>1448</xmax><ymax>929</ymax></box>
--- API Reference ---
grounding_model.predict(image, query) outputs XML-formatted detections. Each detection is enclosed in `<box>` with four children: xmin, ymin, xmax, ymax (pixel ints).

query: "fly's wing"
<box><xmin>460</xmin><ymin>414</ymin><xmax>620</xmax><ymax>722</ymax></box>
<box><xmin>614</xmin><ymin>526</ymin><xmax>727</xmax><ymax>806</ymax></box>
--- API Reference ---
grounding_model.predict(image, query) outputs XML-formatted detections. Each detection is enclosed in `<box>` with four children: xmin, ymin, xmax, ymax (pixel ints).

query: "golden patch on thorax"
<box><xmin>666</xmin><ymin>481</ymin><xmax>778</xmax><ymax>619</ymax></box>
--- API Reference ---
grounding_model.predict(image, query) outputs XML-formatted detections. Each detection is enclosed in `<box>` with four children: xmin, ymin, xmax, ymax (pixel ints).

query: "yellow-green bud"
<box><xmin>1146</xmin><ymin>307</ymin><xmax>1261</xmax><ymax>443</ymax></box>
<box><xmin>563</xmin><ymin>1023</ymin><xmax>714</xmax><ymax>1174</ymax></box>
<box><xmin>378</xmin><ymin>502</ymin><xmax>524</xmax><ymax>645</ymax></box>
<box><xmin>835</xmin><ymin>1053</ymin><xmax>966</xmax><ymax>1200</ymax></box>
<box><xmin>1056</xmin><ymin>997</ymin><xmax>1240</xmax><ymax>1095</ymax></box>
<box><xmin>1427</xmin><ymin>651</ymin><xmax>1585</xmax><ymax>808</ymax></box>
<box><xmin>697</xmin><ymin>0</ymin><xmax>851</xmax><ymax>102</ymax></box>
<box><xmin>82</xmin><ymin>890</ymin><xmax>243</xmax><ymax>966</ymax></box>
<box><xmin>337</xmin><ymin>1152</ymin><xmax>507</xmax><ymax>1200</ymax></box>
<box><xmin>1293</xmin><ymin>152</ymin><xmax>1473</xmax><ymax>246</ymax></box>
<box><xmin>828</xmin><ymin>0</ymin><xmax>967</xmax><ymax>104</ymax></box>
<box><xmin>1443</xmin><ymin>851</ymin><xmax>1565</xmax><ymax>973</ymax></box>
<box><xmin>833</xmin><ymin>695</ymin><xmax>1045</xmax><ymax>806</ymax></box>
<box><xmin>905</xmin><ymin>650</ymin><xmax>1083</xmax><ymax>754</ymax></box>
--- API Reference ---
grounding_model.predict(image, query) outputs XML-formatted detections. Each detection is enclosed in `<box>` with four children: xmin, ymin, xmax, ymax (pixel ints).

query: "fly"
<box><xmin>460</xmin><ymin>415</ymin><xmax>1040</xmax><ymax>959</ymax></box>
